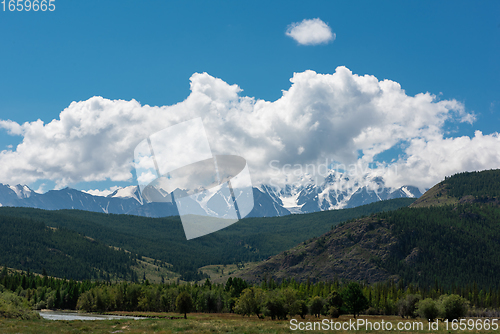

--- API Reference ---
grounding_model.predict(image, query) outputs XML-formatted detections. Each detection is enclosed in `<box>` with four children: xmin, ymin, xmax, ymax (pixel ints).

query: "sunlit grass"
<box><xmin>2</xmin><ymin>314</ymin><xmax>500</xmax><ymax>333</ymax></box>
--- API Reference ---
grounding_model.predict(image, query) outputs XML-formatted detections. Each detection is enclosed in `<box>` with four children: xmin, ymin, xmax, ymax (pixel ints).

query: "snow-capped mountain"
<box><xmin>0</xmin><ymin>170</ymin><xmax>421</xmax><ymax>218</ymax></box>
<box><xmin>259</xmin><ymin>170</ymin><xmax>422</xmax><ymax>214</ymax></box>
<box><xmin>0</xmin><ymin>183</ymin><xmax>289</xmax><ymax>218</ymax></box>
<box><xmin>107</xmin><ymin>185</ymin><xmax>143</xmax><ymax>204</ymax></box>
<box><xmin>8</xmin><ymin>184</ymin><xmax>33</xmax><ymax>199</ymax></box>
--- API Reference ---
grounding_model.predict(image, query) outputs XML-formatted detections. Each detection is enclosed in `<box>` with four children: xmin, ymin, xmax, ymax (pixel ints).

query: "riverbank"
<box><xmin>2</xmin><ymin>314</ymin><xmax>500</xmax><ymax>334</ymax></box>
<box><xmin>37</xmin><ymin>309</ymin><xmax>146</xmax><ymax>321</ymax></box>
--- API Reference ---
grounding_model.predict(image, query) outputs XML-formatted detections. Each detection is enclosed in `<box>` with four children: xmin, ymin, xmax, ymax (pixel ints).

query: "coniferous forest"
<box><xmin>377</xmin><ymin>202</ymin><xmax>500</xmax><ymax>289</ymax></box>
<box><xmin>0</xmin><ymin>198</ymin><xmax>414</xmax><ymax>281</ymax></box>
<box><xmin>0</xmin><ymin>268</ymin><xmax>497</xmax><ymax>320</ymax></box>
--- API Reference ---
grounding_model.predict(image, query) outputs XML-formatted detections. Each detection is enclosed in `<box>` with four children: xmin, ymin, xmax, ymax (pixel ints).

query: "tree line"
<box><xmin>444</xmin><ymin>169</ymin><xmax>500</xmax><ymax>199</ymax></box>
<box><xmin>1</xmin><ymin>268</ymin><xmax>499</xmax><ymax>320</ymax></box>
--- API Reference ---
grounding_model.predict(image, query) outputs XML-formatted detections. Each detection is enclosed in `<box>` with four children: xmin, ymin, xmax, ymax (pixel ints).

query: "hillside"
<box><xmin>410</xmin><ymin>169</ymin><xmax>500</xmax><ymax>208</ymax></box>
<box><xmin>233</xmin><ymin>169</ymin><xmax>500</xmax><ymax>288</ymax></box>
<box><xmin>0</xmin><ymin>215</ymin><xmax>137</xmax><ymax>281</ymax></box>
<box><xmin>0</xmin><ymin>198</ymin><xmax>413</xmax><ymax>281</ymax></box>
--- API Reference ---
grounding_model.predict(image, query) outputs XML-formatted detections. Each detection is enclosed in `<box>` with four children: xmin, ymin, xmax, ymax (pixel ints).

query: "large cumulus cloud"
<box><xmin>0</xmin><ymin>66</ymin><xmax>498</xmax><ymax>191</ymax></box>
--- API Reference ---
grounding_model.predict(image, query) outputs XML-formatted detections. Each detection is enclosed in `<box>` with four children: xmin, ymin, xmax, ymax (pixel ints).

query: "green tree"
<box><xmin>234</xmin><ymin>287</ymin><xmax>265</xmax><ymax>318</ymax></box>
<box><xmin>397</xmin><ymin>294</ymin><xmax>420</xmax><ymax>319</ymax></box>
<box><xmin>342</xmin><ymin>282</ymin><xmax>369</xmax><ymax>318</ymax></box>
<box><xmin>263</xmin><ymin>294</ymin><xmax>286</xmax><ymax>320</ymax></box>
<box><xmin>176</xmin><ymin>291</ymin><xmax>193</xmax><ymax>319</ymax></box>
<box><xmin>76</xmin><ymin>291</ymin><xmax>93</xmax><ymax>312</ymax></box>
<box><xmin>0</xmin><ymin>290</ymin><xmax>41</xmax><ymax>320</ymax></box>
<box><xmin>280</xmin><ymin>288</ymin><xmax>298</xmax><ymax>317</ymax></box>
<box><xmin>293</xmin><ymin>299</ymin><xmax>308</xmax><ymax>319</ymax></box>
<box><xmin>327</xmin><ymin>290</ymin><xmax>343</xmax><ymax>309</ymax></box>
<box><xmin>438</xmin><ymin>294</ymin><xmax>469</xmax><ymax>321</ymax></box>
<box><xmin>309</xmin><ymin>296</ymin><xmax>324</xmax><ymax>318</ymax></box>
<box><xmin>415</xmin><ymin>298</ymin><xmax>439</xmax><ymax>322</ymax></box>
<box><xmin>0</xmin><ymin>266</ymin><xmax>7</xmax><ymax>281</ymax></box>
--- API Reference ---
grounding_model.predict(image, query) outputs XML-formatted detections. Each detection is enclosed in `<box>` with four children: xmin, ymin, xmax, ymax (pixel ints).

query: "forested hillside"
<box><xmin>411</xmin><ymin>169</ymin><xmax>500</xmax><ymax>208</ymax></box>
<box><xmin>0</xmin><ymin>215</ymin><xmax>136</xmax><ymax>281</ymax></box>
<box><xmin>236</xmin><ymin>169</ymin><xmax>500</xmax><ymax>289</ymax></box>
<box><xmin>445</xmin><ymin>169</ymin><xmax>500</xmax><ymax>198</ymax></box>
<box><xmin>379</xmin><ymin>203</ymin><xmax>500</xmax><ymax>288</ymax></box>
<box><xmin>0</xmin><ymin>198</ymin><xmax>413</xmax><ymax>281</ymax></box>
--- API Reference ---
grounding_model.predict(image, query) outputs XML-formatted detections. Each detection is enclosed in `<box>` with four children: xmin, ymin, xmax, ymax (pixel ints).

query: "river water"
<box><xmin>38</xmin><ymin>310</ymin><xmax>146</xmax><ymax>321</ymax></box>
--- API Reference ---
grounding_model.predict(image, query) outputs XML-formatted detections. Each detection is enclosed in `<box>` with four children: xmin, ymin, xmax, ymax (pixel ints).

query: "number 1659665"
<box><xmin>2</xmin><ymin>0</ymin><xmax>55</xmax><ymax>12</ymax></box>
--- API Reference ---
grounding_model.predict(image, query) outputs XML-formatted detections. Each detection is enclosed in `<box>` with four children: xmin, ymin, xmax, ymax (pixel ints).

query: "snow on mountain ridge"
<box><xmin>108</xmin><ymin>185</ymin><xmax>143</xmax><ymax>204</ymax></box>
<box><xmin>401</xmin><ymin>186</ymin><xmax>415</xmax><ymax>198</ymax></box>
<box><xmin>0</xmin><ymin>170</ymin><xmax>421</xmax><ymax>219</ymax></box>
<box><xmin>268</xmin><ymin>168</ymin><xmax>422</xmax><ymax>213</ymax></box>
<box><xmin>8</xmin><ymin>184</ymin><xmax>32</xmax><ymax>199</ymax></box>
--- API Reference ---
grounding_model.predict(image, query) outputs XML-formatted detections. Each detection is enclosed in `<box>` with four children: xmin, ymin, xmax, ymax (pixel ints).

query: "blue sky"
<box><xmin>0</xmin><ymin>0</ymin><xmax>499</xmax><ymax>194</ymax></box>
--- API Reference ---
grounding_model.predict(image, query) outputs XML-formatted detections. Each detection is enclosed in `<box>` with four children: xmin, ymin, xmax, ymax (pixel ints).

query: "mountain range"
<box><xmin>2</xmin><ymin>169</ymin><xmax>497</xmax><ymax>287</ymax></box>
<box><xmin>0</xmin><ymin>169</ymin><xmax>421</xmax><ymax>218</ymax></box>
<box><xmin>259</xmin><ymin>170</ymin><xmax>422</xmax><ymax>213</ymax></box>
<box><xmin>231</xmin><ymin>169</ymin><xmax>500</xmax><ymax>288</ymax></box>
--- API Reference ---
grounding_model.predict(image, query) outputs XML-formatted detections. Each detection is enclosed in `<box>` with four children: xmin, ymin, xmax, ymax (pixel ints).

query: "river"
<box><xmin>38</xmin><ymin>310</ymin><xmax>146</xmax><ymax>321</ymax></box>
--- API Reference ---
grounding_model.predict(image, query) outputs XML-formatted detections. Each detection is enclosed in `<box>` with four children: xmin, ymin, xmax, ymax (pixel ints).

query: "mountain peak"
<box><xmin>8</xmin><ymin>184</ymin><xmax>33</xmax><ymax>199</ymax></box>
<box><xmin>107</xmin><ymin>185</ymin><xmax>142</xmax><ymax>204</ymax></box>
<box><xmin>267</xmin><ymin>172</ymin><xmax>421</xmax><ymax>214</ymax></box>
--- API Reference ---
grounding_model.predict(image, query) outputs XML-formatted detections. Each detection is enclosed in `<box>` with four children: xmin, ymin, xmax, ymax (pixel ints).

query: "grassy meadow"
<box><xmin>1</xmin><ymin>313</ymin><xmax>500</xmax><ymax>334</ymax></box>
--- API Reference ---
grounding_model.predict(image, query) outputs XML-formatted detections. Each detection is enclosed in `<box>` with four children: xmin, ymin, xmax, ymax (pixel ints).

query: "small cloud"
<box><xmin>460</xmin><ymin>112</ymin><xmax>476</xmax><ymax>124</ymax></box>
<box><xmin>286</xmin><ymin>18</ymin><xmax>335</xmax><ymax>45</ymax></box>
<box><xmin>0</xmin><ymin>119</ymin><xmax>25</xmax><ymax>135</ymax></box>
<box><xmin>35</xmin><ymin>183</ymin><xmax>46</xmax><ymax>194</ymax></box>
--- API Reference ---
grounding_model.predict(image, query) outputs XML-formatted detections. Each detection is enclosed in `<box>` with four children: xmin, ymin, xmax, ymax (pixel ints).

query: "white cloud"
<box><xmin>384</xmin><ymin>131</ymin><xmax>500</xmax><ymax>189</ymax></box>
<box><xmin>0</xmin><ymin>120</ymin><xmax>25</xmax><ymax>135</ymax></box>
<box><xmin>34</xmin><ymin>183</ymin><xmax>46</xmax><ymax>194</ymax></box>
<box><xmin>286</xmin><ymin>18</ymin><xmax>335</xmax><ymax>45</ymax></box>
<box><xmin>0</xmin><ymin>66</ymin><xmax>497</xmax><ymax>192</ymax></box>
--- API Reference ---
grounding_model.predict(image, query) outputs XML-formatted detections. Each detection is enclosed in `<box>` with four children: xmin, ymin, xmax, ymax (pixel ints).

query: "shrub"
<box><xmin>292</xmin><ymin>300</ymin><xmax>308</xmax><ymax>319</ymax></box>
<box><xmin>234</xmin><ymin>287</ymin><xmax>265</xmax><ymax>318</ymax></box>
<box><xmin>263</xmin><ymin>294</ymin><xmax>286</xmax><ymax>320</ymax></box>
<box><xmin>0</xmin><ymin>291</ymin><xmax>40</xmax><ymax>320</ymax></box>
<box><xmin>365</xmin><ymin>306</ymin><xmax>380</xmax><ymax>315</ymax></box>
<box><xmin>309</xmin><ymin>296</ymin><xmax>324</xmax><ymax>318</ymax></box>
<box><xmin>397</xmin><ymin>294</ymin><xmax>420</xmax><ymax>318</ymax></box>
<box><xmin>326</xmin><ymin>291</ymin><xmax>343</xmax><ymax>309</ymax></box>
<box><xmin>438</xmin><ymin>294</ymin><xmax>469</xmax><ymax>321</ymax></box>
<box><xmin>416</xmin><ymin>298</ymin><xmax>439</xmax><ymax>322</ymax></box>
<box><xmin>34</xmin><ymin>300</ymin><xmax>47</xmax><ymax>310</ymax></box>
<box><xmin>328</xmin><ymin>306</ymin><xmax>340</xmax><ymax>318</ymax></box>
